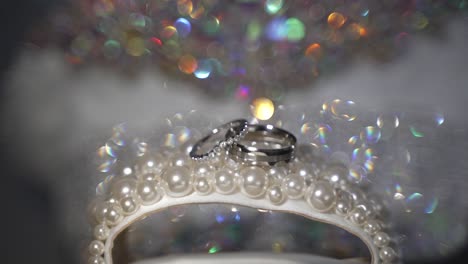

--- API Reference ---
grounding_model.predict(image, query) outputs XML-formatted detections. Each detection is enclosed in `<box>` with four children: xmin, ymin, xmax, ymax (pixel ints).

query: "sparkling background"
<box><xmin>29</xmin><ymin>0</ymin><xmax>468</xmax><ymax>98</ymax></box>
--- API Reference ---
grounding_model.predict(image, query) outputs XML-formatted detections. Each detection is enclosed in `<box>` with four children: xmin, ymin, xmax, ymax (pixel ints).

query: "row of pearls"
<box><xmin>89</xmin><ymin>148</ymin><xmax>398</xmax><ymax>264</ymax></box>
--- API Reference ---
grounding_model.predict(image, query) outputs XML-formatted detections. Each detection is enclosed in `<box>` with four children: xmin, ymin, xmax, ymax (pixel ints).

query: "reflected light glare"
<box><xmin>123</xmin><ymin>167</ymin><xmax>132</xmax><ymax>175</ymax></box>
<box><xmin>251</xmin><ymin>97</ymin><xmax>275</xmax><ymax>120</ymax></box>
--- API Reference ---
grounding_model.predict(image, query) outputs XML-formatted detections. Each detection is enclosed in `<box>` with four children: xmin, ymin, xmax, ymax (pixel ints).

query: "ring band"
<box><xmin>228</xmin><ymin>124</ymin><xmax>296</xmax><ymax>163</ymax></box>
<box><xmin>190</xmin><ymin>119</ymin><xmax>248</xmax><ymax>161</ymax></box>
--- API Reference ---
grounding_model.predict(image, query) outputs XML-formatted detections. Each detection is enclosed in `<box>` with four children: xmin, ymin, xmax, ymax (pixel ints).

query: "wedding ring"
<box><xmin>228</xmin><ymin>124</ymin><xmax>296</xmax><ymax>163</ymax></box>
<box><xmin>190</xmin><ymin>119</ymin><xmax>248</xmax><ymax>161</ymax></box>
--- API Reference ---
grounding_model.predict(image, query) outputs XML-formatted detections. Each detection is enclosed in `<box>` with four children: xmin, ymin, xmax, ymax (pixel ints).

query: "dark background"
<box><xmin>1</xmin><ymin>1</ymin><xmax>62</xmax><ymax>263</ymax></box>
<box><xmin>1</xmin><ymin>1</ymin><xmax>466</xmax><ymax>264</ymax></box>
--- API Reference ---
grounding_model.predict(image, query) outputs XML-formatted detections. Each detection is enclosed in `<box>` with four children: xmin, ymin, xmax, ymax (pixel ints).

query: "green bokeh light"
<box><xmin>265</xmin><ymin>0</ymin><xmax>284</xmax><ymax>15</ymax></box>
<box><xmin>208</xmin><ymin>246</ymin><xmax>220</xmax><ymax>254</ymax></box>
<box><xmin>286</xmin><ymin>17</ymin><xmax>305</xmax><ymax>41</ymax></box>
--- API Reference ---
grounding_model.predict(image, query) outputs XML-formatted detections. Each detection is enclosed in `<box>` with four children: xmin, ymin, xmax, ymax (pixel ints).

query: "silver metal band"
<box><xmin>190</xmin><ymin>119</ymin><xmax>248</xmax><ymax>161</ymax></box>
<box><xmin>228</xmin><ymin>124</ymin><xmax>297</xmax><ymax>163</ymax></box>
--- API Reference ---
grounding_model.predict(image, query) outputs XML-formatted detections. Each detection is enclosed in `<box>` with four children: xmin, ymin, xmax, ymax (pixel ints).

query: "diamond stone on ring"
<box><xmin>189</xmin><ymin>119</ymin><xmax>248</xmax><ymax>161</ymax></box>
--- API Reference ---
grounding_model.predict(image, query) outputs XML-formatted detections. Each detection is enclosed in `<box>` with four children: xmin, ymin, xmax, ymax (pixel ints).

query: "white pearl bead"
<box><xmin>94</xmin><ymin>202</ymin><xmax>123</xmax><ymax>225</ymax></box>
<box><xmin>357</xmin><ymin>203</ymin><xmax>376</xmax><ymax>218</ymax></box>
<box><xmin>137</xmin><ymin>154</ymin><xmax>166</xmax><ymax>175</ymax></box>
<box><xmin>267</xmin><ymin>185</ymin><xmax>286</xmax><ymax>205</ymax></box>
<box><xmin>110</xmin><ymin>177</ymin><xmax>137</xmax><ymax>200</ymax></box>
<box><xmin>306</xmin><ymin>181</ymin><xmax>336</xmax><ymax>212</ymax></box>
<box><xmin>93</xmin><ymin>202</ymin><xmax>105</xmax><ymax>224</ymax></box>
<box><xmin>104</xmin><ymin>203</ymin><xmax>124</xmax><ymax>226</ymax></box>
<box><xmin>320</xmin><ymin>164</ymin><xmax>348</xmax><ymax>187</ymax></box>
<box><xmin>363</xmin><ymin>219</ymin><xmax>381</xmax><ymax>235</ymax></box>
<box><xmin>162</xmin><ymin>166</ymin><xmax>193</xmax><ymax>197</ymax></box>
<box><xmin>335</xmin><ymin>190</ymin><xmax>354</xmax><ymax>216</ymax></box>
<box><xmin>138</xmin><ymin>172</ymin><xmax>158</xmax><ymax>182</ymax></box>
<box><xmin>349</xmin><ymin>207</ymin><xmax>367</xmax><ymax>226</ymax></box>
<box><xmin>267</xmin><ymin>166</ymin><xmax>288</xmax><ymax>183</ymax></box>
<box><xmin>136</xmin><ymin>181</ymin><xmax>162</xmax><ymax>205</ymax></box>
<box><xmin>170</xmin><ymin>152</ymin><xmax>192</xmax><ymax>168</ymax></box>
<box><xmin>373</xmin><ymin>232</ymin><xmax>391</xmax><ymax>247</ymax></box>
<box><xmin>193</xmin><ymin>177</ymin><xmax>213</xmax><ymax>195</ymax></box>
<box><xmin>239</xmin><ymin>166</ymin><xmax>268</xmax><ymax>198</ymax></box>
<box><xmin>341</xmin><ymin>184</ymin><xmax>366</xmax><ymax>203</ymax></box>
<box><xmin>88</xmin><ymin>256</ymin><xmax>105</xmax><ymax>264</ymax></box>
<box><xmin>292</xmin><ymin>162</ymin><xmax>317</xmax><ymax>182</ymax></box>
<box><xmin>282</xmin><ymin>173</ymin><xmax>305</xmax><ymax>199</ymax></box>
<box><xmin>89</xmin><ymin>240</ymin><xmax>105</xmax><ymax>256</ymax></box>
<box><xmin>193</xmin><ymin>163</ymin><xmax>214</xmax><ymax>177</ymax></box>
<box><xmin>93</xmin><ymin>224</ymin><xmax>109</xmax><ymax>241</ymax></box>
<box><xmin>119</xmin><ymin>196</ymin><xmax>140</xmax><ymax>215</ymax></box>
<box><xmin>379</xmin><ymin>246</ymin><xmax>397</xmax><ymax>262</ymax></box>
<box><xmin>214</xmin><ymin>169</ymin><xmax>237</xmax><ymax>194</ymax></box>
<box><xmin>107</xmin><ymin>197</ymin><xmax>118</xmax><ymax>204</ymax></box>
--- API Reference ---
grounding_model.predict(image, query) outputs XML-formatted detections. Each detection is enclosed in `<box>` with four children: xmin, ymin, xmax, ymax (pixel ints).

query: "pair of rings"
<box><xmin>189</xmin><ymin>119</ymin><xmax>297</xmax><ymax>163</ymax></box>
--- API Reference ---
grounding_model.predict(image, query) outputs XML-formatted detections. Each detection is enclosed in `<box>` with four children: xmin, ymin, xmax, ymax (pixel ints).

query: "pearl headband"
<box><xmin>88</xmin><ymin>122</ymin><xmax>399</xmax><ymax>264</ymax></box>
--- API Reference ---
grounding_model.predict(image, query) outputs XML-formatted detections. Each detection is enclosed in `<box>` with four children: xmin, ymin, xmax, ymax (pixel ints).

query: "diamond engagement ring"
<box><xmin>189</xmin><ymin>119</ymin><xmax>248</xmax><ymax>161</ymax></box>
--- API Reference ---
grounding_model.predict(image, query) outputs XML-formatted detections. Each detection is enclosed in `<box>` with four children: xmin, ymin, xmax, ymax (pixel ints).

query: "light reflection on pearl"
<box><xmin>95</xmin><ymin>202</ymin><xmax>123</xmax><ymax>226</ymax></box>
<box><xmin>320</xmin><ymin>164</ymin><xmax>348</xmax><ymax>187</ymax></box>
<box><xmin>193</xmin><ymin>163</ymin><xmax>214</xmax><ymax>177</ymax></box>
<box><xmin>335</xmin><ymin>189</ymin><xmax>354</xmax><ymax>216</ymax></box>
<box><xmin>282</xmin><ymin>173</ymin><xmax>305</xmax><ymax>199</ymax></box>
<box><xmin>374</xmin><ymin>232</ymin><xmax>391</xmax><ymax>247</ymax></box>
<box><xmin>364</xmin><ymin>219</ymin><xmax>382</xmax><ymax>235</ymax></box>
<box><xmin>93</xmin><ymin>224</ymin><xmax>109</xmax><ymax>241</ymax></box>
<box><xmin>214</xmin><ymin>169</ymin><xmax>237</xmax><ymax>194</ymax></box>
<box><xmin>239</xmin><ymin>166</ymin><xmax>268</xmax><ymax>198</ymax></box>
<box><xmin>136</xmin><ymin>154</ymin><xmax>167</xmax><ymax>175</ymax></box>
<box><xmin>292</xmin><ymin>161</ymin><xmax>317</xmax><ymax>183</ymax></box>
<box><xmin>88</xmin><ymin>256</ymin><xmax>106</xmax><ymax>264</ymax></box>
<box><xmin>162</xmin><ymin>167</ymin><xmax>193</xmax><ymax>197</ymax></box>
<box><xmin>349</xmin><ymin>207</ymin><xmax>367</xmax><ymax>226</ymax></box>
<box><xmin>89</xmin><ymin>240</ymin><xmax>105</xmax><ymax>256</ymax></box>
<box><xmin>170</xmin><ymin>152</ymin><xmax>192</xmax><ymax>168</ymax></box>
<box><xmin>306</xmin><ymin>181</ymin><xmax>336</xmax><ymax>212</ymax></box>
<box><xmin>267</xmin><ymin>185</ymin><xmax>286</xmax><ymax>205</ymax></box>
<box><xmin>267</xmin><ymin>166</ymin><xmax>288</xmax><ymax>183</ymax></box>
<box><xmin>136</xmin><ymin>181</ymin><xmax>162</xmax><ymax>205</ymax></box>
<box><xmin>194</xmin><ymin>177</ymin><xmax>213</xmax><ymax>195</ymax></box>
<box><xmin>110</xmin><ymin>177</ymin><xmax>136</xmax><ymax>200</ymax></box>
<box><xmin>379</xmin><ymin>246</ymin><xmax>397</xmax><ymax>262</ymax></box>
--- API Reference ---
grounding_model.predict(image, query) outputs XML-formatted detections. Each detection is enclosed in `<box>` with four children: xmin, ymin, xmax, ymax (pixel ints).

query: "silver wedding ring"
<box><xmin>190</xmin><ymin>119</ymin><xmax>248</xmax><ymax>161</ymax></box>
<box><xmin>191</xmin><ymin>120</ymin><xmax>296</xmax><ymax>164</ymax></box>
<box><xmin>228</xmin><ymin>124</ymin><xmax>296</xmax><ymax>163</ymax></box>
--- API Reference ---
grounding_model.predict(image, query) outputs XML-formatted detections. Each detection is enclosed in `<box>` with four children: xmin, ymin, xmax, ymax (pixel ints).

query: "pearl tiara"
<box><xmin>87</xmin><ymin>118</ymin><xmax>399</xmax><ymax>264</ymax></box>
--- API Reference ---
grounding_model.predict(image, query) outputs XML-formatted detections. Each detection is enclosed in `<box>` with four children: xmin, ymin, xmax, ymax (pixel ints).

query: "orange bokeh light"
<box><xmin>305</xmin><ymin>43</ymin><xmax>322</xmax><ymax>59</ymax></box>
<box><xmin>178</xmin><ymin>54</ymin><xmax>198</xmax><ymax>74</ymax></box>
<box><xmin>328</xmin><ymin>12</ymin><xmax>346</xmax><ymax>29</ymax></box>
